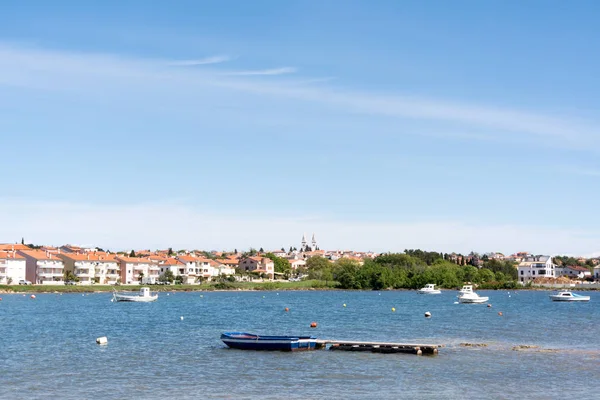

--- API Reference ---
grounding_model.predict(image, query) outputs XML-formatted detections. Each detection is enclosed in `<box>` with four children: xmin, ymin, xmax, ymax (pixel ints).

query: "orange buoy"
<box><xmin>30</xmin><ymin>294</ymin><xmax>36</xmax><ymax>299</ymax></box>
<box><xmin>0</xmin><ymin>297</ymin><xmax>2</xmax><ymax>301</ymax></box>
<box><xmin>284</xmin><ymin>307</ymin><xmax>289</xmax><ymax>312</ymax></box>
<box><xmin>498</xmin><ymin>312</ymin><xmax>503</xmax><ymax>316</ymax></box>
<box><xmin>310</xmin><ymin>322</ymin><xmax>318</xmax><ymax>328</ymax></box>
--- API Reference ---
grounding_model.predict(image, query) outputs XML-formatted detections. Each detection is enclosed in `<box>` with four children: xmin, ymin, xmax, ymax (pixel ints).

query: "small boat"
<box><xmin>112</xmin><ymin>287</ymin><xmax>158</xmax><ymax>302</ymax></box>
<box><xmin>221</xmin><ymin>332</ymin><xmax>317</xmax><ymax>351</ymax></box>
<box><xmin>549</xmin><ymin>291</ymin><xmax>590</xmax><ymax>302</ymax></box>
<box><xmin>417</xmin><ymin>284</ymin><xmax>441</xmax><ymax>294</ymax></box>
<box><xmin>457</xmin><ymin>285</ymin><xmax>489</xmax><ymax>304</ymax></box>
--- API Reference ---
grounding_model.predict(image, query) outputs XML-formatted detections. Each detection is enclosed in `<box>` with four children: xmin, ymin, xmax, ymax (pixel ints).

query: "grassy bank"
<box><xmin>0</xmin><ymin>280</ymin><xmax>340</xmax><ymax>293</ymax></box>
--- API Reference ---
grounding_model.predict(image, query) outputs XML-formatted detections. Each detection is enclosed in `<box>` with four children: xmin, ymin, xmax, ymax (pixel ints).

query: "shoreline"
<box><xmin>1</xmin><ymin>283</ymin><xmax>598</xmax><ymax>294</ymax></box>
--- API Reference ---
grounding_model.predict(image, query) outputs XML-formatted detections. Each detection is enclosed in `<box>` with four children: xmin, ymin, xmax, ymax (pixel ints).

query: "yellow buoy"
<box><xmin>391</xmin><ymin>307</ymin><xmax>396</xmax><ymax>312</ymax></box>
<box><xmin>343</xmin><ymin>303</ymin><xmax>346</xmax><ymax>307</ymax></box>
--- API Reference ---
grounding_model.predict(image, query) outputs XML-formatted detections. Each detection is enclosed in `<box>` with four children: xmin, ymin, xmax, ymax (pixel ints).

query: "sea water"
<box><xmin>0</xmin><ymin>290</ymin><xmax>598</xmax><ymax>399</ymax></box>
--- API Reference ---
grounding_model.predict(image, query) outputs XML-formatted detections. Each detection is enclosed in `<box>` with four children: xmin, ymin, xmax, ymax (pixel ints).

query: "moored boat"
<box><xmin>221</xmin><ymin>332</ymin><xmax>317</xmax><ymax>351</ymax></box>
<box><xmin>112</xmin><ymin>287</ymin><xmax>158</xmax><ymax>302</ymax></box>
<box><xmin>549</xmin><ymin>291</ymin><xmax>590</xmax><ymax>302</ymax></box>
<box><xmin>457</xmin><ymin>285</ymin><xmax>489</xmax><ymax>304</ymax></box>
<box><xmin>417</xmin><ymin>284</ymin><xmax>441</xmax><ymax>294</ymax></box>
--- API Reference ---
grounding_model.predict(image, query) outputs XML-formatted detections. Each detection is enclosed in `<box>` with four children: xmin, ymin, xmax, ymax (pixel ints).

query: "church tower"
<box><xmin>311</xmin><ymin>233</ymin><xmax>317</xmax><ymax>251</ymax></box>
<box><xmin>301</xmin><ymin>233</ymin><xmax>307</xmax><ymax>251</ymax></box>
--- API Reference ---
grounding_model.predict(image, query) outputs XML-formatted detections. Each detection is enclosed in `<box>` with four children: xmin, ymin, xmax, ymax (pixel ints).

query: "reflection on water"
<box><xmin>0</xmin><ymin>290</ymin><xmax>598</xmax><ymax>399</ymax></box>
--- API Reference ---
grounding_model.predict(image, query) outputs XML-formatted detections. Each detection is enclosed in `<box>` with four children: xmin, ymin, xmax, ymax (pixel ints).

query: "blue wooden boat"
<box><xmin>221</xmin><ymin>332</ymin><xmax>318</xmax><ymax>351</ymax></box>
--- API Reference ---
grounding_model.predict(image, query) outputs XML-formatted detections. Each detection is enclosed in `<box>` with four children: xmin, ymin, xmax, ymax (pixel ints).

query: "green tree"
<box><xmin>160</xmin><ymin>270</ymin><xmax>175</xmax><ymax>283</ymax></box>
<box><xmin>129</xmin><ymin>250</ymin><xmax>136</xmax><ymax>257</ymax></box>
<box><xmin>264</xmin><ymin>253</ymin><xmax>291</xmax><ymax>274</ymax></box>
<box><xmin>138</xmin><ymin>272</ymin><xmax>144</xmax><ymax>282</ymax></box>
<box><xmin>167</xmin><ymin>247</ymin><xmax>173</xmax><ymax>256</ymax></box>
<box><xmin>334</xmin><ymin>259</ymin><xmax>362</xmax><ymax>289</ymax></box>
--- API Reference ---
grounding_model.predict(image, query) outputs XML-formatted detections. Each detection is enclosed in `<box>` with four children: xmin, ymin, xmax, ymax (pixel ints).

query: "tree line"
<box><xmin>303</xmin><ymin>252</ymin><xmax>518</xmax><ymax>290</ymax></box>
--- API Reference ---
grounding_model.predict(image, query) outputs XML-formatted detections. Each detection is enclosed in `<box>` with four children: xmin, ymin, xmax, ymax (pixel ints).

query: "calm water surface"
<box><xmin>1</xmin><ymin>290</ymin><xmax>599</xmax><ymax>399</ymax></box>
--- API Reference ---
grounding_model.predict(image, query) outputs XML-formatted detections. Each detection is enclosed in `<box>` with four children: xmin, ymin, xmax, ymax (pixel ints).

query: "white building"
<box><xmin>117</xmin><ymin>256</ymin><xmax>158</xmax><ymax>285</ymax></box>
<box><xmin>556</xmin><ymin>265</ymin><xmax>592</xmax><ymax>280</ymax></box>
<box><xmin>289</xmin><ymin>259</ymin><xmax>307</xmax><ymax>270</ymax></box>
<box><xmin>594</xmin><ymin>265</ymin><xmax>600</xmax><ymax>280</ymax></box>
<box><xmin>18</xmin><ymin>250</ymin><xmax>65</xmax><ymax>285</ymax></box>
<box><xmin>517</xmin><ymin>256</ymin><xmax>556</xmax><ymax>284</ymax></box>
<box><xmin>0</xmin><ymin>251</ymin><xmax>26</xmax><ymax>284</ymax></box>
<box><xmin>59</xmin><ymin>252</ymin><xmax>120</xmax><ymax>285</ymax></box>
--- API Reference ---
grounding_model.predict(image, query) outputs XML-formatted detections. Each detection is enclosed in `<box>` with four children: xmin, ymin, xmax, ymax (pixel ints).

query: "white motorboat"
<box><xmin>417</xmin><ymin>284</ymin><xmax>441</xmax><ymax>294</ymax></box>
<box><xmin>457</xmin><ymin>285</ymin><xmax>489</xmax><ymax>304</ymax></box>
<box><xmin>113</xmin><ymin>287</ymin><xmax>158</xmax><ymax>302</ymax></box>
<box><xmin>549</xmin><ymin>291</ymin><xmax>590</xmax><ymax>302</ymax></box>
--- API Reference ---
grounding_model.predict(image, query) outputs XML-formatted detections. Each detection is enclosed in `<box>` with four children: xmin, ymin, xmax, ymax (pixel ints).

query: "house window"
<box><xmin>532</xmin><ymin>271</ymin><xmax>535</xmax><ymax>275</ymax></box>
<box><xmin>520</xmin><ymin>271</ymin><xmax>523</xmax><ymax>275</ymax></box>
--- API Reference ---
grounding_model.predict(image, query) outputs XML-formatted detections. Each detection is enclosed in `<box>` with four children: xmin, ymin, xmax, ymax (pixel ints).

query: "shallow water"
<box><xmin>1</xmin><ymin>290</ymin><xmax>598</xmax><ymax>399</ymax></box>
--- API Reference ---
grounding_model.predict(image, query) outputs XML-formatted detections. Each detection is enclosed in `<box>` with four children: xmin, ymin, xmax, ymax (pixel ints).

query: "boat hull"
<box><xmin>549</xmin><ymin>296</ymin><xmax>590</xmax><ymax>302</ymax></box>
<box><xmin>221</xmin><ymin>333</ymin><xmax>317</xmax><ymax>351</ymax></box>
<box><xmin>458</xmin><ymin>296</ymin><xmax>489</xmax><ymax>304</ymax></box>
<box><xmin>113</xmin><ymin>294</ymin><xmax>158</xmax><ymax>302</ymax></box>
<box><xmin>417</xmin><ymin>290</ymin><xmax>441</xmax><ymax>294</ymax></box>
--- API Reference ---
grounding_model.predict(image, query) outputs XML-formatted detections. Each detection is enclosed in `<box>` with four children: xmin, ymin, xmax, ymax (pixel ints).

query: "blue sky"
<box><xmin>1</xmin><ymin>1</ymin><xmax>600</xmax><ymax>254</ymax></box>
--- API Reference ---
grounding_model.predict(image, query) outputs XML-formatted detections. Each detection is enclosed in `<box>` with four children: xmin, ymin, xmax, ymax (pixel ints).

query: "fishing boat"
<box><xmin>417</xmin><ymin>284</ymin><xmax>441</xmax><ymax>294</ymax></box>
<box><xmin>221</xmin><ymin>332</ymin><xmax>318</xmax><ymax>351</ymax></box>
<box><xmin>549</xmin><ymin>291</ymin><xmax>590</xmax><ymax>302</ymax></box>
<box><xmin>112</xmin><ymin>287</ymin><xmax>158</xmax><ymax>302</ymax></box>
<box><xmin>457</xmin><ymin>285</ymin><xmax>489</xmax><ymax>304</ymax></box>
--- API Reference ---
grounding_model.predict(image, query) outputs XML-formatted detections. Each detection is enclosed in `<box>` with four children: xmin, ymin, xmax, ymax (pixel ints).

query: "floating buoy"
<box><xmin>453</xmin><ymin>301</ymin><xmax>459</xmax><ymax>304</ymax></box>
<box><xmin>96</xmin><ymin>336</ymin><xmax>108</xmax><ymax>345</ymax></box>
<box><xmin>391</xmin><ymin>307</ymin><xmax>396</xmax><ymax>312</ymax></box>
<box><xmin>284</xmin><ymin>307</ymin><xmax>289</xmax><ymax>312</ymax></box>
<box><xmin>0</xmin><ymin>297</ymin><xmax>2</xmax><ymax>301</ymax></box>
<box><xmin>262</xmin><ymin>296</ymin><xmax>265</xmax><ymax>299</ymax></box>
<box><xmin>310</xmin><ymin>322</ymin><xmax>317</xmax><ymax>328</ymax></box>
<box><xmin>200</xmin><ymin>295</ymin><xmax>203</xmax><ymax>298</ymax></box>
<box><xmin>498</xmin><ymin>312</ymin><xmax>503</xmax><ymax>316</ymax></box>
<box><xmin>30</xmin><ymin>295</ymin><xmax>36</xmax><ymax>299</ymax></box>
<box><xmin>180</xmin><ymin>316</ymin><xmax>184</xmax><ymax>321</ymax></box>
<box><xmin>424</xmin><ymin>311</ymin><xmax>431</xmax><ymax>318</ymax></box>
<box><xmin>343</xmin><ymin>303</ymin><xmax>346</xmax><ymax>308</ymax></box>
<box><xmin>487</xmin><ymin>304</ymin><xmax>492</xmax><ymax>308</ymax></box>
<box><xmin>167</xmin><ymin>293</ymin><xmax>170</xmax><ymax>296</ymax></box>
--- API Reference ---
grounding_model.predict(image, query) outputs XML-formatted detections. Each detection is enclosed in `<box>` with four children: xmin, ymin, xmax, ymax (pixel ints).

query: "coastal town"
<box><xmin>1</xmin><ymin>234</ymin><xmax>600</xmax><ymax>287</ymax></box>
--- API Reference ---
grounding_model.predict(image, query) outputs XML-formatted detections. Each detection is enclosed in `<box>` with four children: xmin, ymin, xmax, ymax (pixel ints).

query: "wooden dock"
<box><xmin>315</xmin><ymin>340</ymin><xmax>442</xmax><ymax>355</ymax></box>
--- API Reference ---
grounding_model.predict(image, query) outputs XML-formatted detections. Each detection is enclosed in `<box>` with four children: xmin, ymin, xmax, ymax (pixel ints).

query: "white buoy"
<box><xmin>425</xmin><ymin>311</ymin><xmax>432</xmax><ymax>318</ymax></box>
<box><xmin>96</xmin><ymin>336</ymin><xmax>108</xmax><ymax>345</ymax></box>
<box><xmin>454</xmin><ymin>301</ymin><xmax>459</xmax><ymax>304</ymax></box>
<box><xmin>30</xmin><ymin>294</ymin><xmax>36</xmax><ymax>299</ymax></box>
<box><xmin>180</xmin><ymin>316</ymin><xmax>184</xmax><ymax>321</ymax></box>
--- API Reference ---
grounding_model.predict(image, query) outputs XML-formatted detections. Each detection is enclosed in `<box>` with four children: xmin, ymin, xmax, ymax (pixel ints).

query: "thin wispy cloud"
<box><xmin>225</xmin><ymin>67</ymin><xmax>297</xmax><ymax>76</ymax></box>
<box><xmin>560</xmin><ymin>166</ymin><xmax>600</xmax><ymax>177</ymax></box>
<box><xmin>168</xmin><ymin>55</ymin><xmax>231</xmax><ymax>66</ymax></box>
<box><xmin>0</xmin><ymin>43</ymin><xmax>598</xmax><ymax>149</ymax></box>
